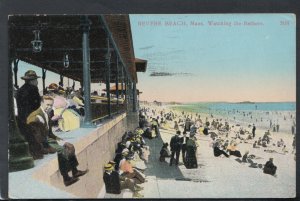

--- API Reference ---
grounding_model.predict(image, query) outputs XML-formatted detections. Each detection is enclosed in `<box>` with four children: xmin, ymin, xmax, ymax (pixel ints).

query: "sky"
<box><xmin>14</xmin><ymin>14</ymin><xmax>296</xmax><ymax>103</ymax></box>
<box><xmin>130</xmin><ymin>14</ymin><xmax>296</xmax><ymax>103</ymax></box>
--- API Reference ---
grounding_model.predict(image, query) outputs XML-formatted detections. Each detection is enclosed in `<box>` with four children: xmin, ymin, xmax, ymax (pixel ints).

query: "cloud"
<box><xmin>149</xmin><ymin>71</ymin><xmax>194</xmax><ymax>77</ymax></box>
<box><xmin>139</xmin><ymin>45</ymin><xmax>154</xmax><ymax>50</ymax></box>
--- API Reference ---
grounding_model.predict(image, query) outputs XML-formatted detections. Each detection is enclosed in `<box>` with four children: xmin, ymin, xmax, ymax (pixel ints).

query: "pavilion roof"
<box><xmin>9</xmin><ymin>15</ymin><xmax>139</xmax><ymax>83</ymax></box>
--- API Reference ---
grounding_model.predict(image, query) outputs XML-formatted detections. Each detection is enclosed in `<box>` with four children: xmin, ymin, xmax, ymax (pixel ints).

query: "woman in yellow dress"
<box><xmin>47</xmin><ymin>83</ymin><xmax>81</xmax><ymax>132</ymax></box>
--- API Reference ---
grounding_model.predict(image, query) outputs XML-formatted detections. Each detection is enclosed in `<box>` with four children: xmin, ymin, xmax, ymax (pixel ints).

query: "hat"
<box><xmin>21</xmin><ymin>70</ymin><xmax>41</xmax><ymax>80</ymax></box>
<box><xmin>108</xmin><ymin>160</ymin><xmax>116</xmax><ymax>165</ymax></box>
<box><xmin>104</xmin><ymin>163</ymin><xmax>114</xmax><ymax>171</ymax></box>
<box><xmin>176</xmin><ymin>130</ymin><xmax>181</xmax><ymax>135</ymax></box>
<box><xmin>48</xmin><ymin>83</ymin><xmax>59</xmax><ymax>91</ymax></box>
<box><xmin>122</xmin><ymin>148</ymin><xmax>129</xmax><ymax>156</ymax></box>
<box><xmin>58</xmin><ymin>86</ymin><xmax>66</xmax><ymax>94</ymax></box>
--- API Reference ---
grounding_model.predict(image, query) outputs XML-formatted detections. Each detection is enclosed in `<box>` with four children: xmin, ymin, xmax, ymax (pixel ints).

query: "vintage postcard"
<box><xmin>8</xmin><ymin>14</ymin><xmax>296</xmax><ymax>198</ymax></box>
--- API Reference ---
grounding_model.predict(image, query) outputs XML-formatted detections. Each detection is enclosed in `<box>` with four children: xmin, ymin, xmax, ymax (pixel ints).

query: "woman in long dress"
<box><xmin>185</xmin><ymin>132</ymin><xmax>198</xmax><ymax>169</ymax></box>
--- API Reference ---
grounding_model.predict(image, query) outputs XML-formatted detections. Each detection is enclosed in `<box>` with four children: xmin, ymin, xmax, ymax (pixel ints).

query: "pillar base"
<box><xmin>126</xmin><ymin>111</ymin><xmax>139</xmax><ymax>131</ymax></box>
<box><xmin>9</xmin><ymin>141</ymin><xmax>34</xmax><ymax>172</ymax></box>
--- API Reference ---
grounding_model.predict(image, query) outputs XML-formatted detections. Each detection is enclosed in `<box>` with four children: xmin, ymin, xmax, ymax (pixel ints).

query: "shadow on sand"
<box><xmin>144</xmin><ymin>134</ymin><xmax>185</xmax><ymax>180</ymax></box>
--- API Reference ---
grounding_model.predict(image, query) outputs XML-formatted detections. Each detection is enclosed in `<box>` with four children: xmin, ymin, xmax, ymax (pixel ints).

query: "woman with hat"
<box><xmin>46</xmin><ymin>83</ymin><xmax>81</xmax><ymax>132</ymax></box>
<box><xmin>185</xmin><ymin>131</ymin><xmax>198</xmax><ymax>169</ymax></box>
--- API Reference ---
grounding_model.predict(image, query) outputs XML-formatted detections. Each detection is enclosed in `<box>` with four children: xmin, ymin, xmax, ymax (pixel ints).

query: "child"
<box><xmin>159</xmin><ymin>142</ymin><xmax>171</xmax><ymax>162</ymax></box>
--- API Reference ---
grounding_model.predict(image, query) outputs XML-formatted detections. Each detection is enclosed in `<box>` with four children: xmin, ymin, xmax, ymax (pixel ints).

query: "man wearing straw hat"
<box><xmin>103</xmin><ymin>162</ymin><xmax>144</xmax><ymax>198</ymax></box>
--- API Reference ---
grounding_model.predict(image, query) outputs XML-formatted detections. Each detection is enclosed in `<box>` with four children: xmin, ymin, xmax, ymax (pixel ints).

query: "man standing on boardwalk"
<box><xmin>180</xmin><ymin>131</ymin><xmax>189</xmax><ymax>164</ymax></box>
<box><xmin>170</xmin><ymin>130</ymin><xmax>181</xmax><ymax>166</ymax></box>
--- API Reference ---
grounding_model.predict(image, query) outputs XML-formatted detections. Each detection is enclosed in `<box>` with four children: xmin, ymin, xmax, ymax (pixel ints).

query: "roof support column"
<box><xmin>132</xmin><ymin>82</ymin><xmax>137</xmax><ymax>112</ymax></box>
<box><xmin>13</xmin><ymin>59</ymin><xmax>19</xmax><ymax>89</ymax></box>
<box><xmin>9</xmin><ymin>58</ymin><xmax>34</xmax><ymax>171</ymax></box>
<box><xmin>42</xmin><ymin>68</ymin><xmax>47</xmax><ymax>95</ymax></box>
<box><xmin>121</xmin><ymin>66</ymin><xmax>124</xmax><ymax>98</ymax></box>
<box><xmin>81</xmin><ymin>16</ymin><xmax>94</xmax><ymax>127</ymax></box>
<box><xmin>105</xmin><ymin>37</ymin><xmax>111</xmax><ymax>118</ymax></box>
<box><xmin>115</xmin><ymin>56</ymin><xmax>119</xmax><ymax>107</ymax></box>
<box><xmin>125</xmin><ymin>74</ymin><xmax>128</xmax><ymax>111</ymax></box>
<box><xmin>59</xmin><ymin>75</ymin><xmax>63</xmax><ymax>87</ymax></box>
<box><xmin>72</xmin><ymin>80</ymin><xmax>75</xmax><ymax>91</ymax></box>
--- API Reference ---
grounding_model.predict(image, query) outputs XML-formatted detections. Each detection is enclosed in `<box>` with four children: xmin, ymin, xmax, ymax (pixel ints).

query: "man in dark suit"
<box><xmin>16</xmin><ymin>70</ymin><xmax>41</xmax><ymax>127</ymax></box>
<box><xmin>16</xmin><ymin>70</ymin><xmax>43</xmax><ymax>158</ymax></box>
<box><xmin>27</xmin><ymin>95</ymin><xmax>87</xmax><ymax>186</ymax></box>
<box><xmin>169</xmin><ymin>130</ymin><xmax>181</xmax><ymax>166</ymax></box>
<box><xmin>103</xmin><ymin>162</ymin><xmax>143</xmax><ymax>198</ymax></box>
<box><xmin>180</xmin><ymin>131</ymin><xmax>189</xmax><ymax>164</ymax></box>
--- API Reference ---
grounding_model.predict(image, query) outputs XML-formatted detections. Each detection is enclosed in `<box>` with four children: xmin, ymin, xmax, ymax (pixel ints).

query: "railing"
<box><xmin>91</xmin><ymin>102</ymin><xmax>126</xmax><ymax>122</ymax></box>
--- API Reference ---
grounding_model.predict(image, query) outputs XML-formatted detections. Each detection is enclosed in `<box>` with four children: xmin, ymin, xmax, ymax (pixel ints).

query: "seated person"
<box><xmin>277</xmin><ymin>138</ymin><xmax>284</xmax><ymax>147</ymax></box>
<box><xmin>247</xmin><ymin>134</ymin><xmax>253</xmax><ymax>140</ymax></box>
<box><xmin>27</xmin><ymin>95</ymin><xmax>87</xmax><ymax>186</ymax></box>
<box><xmin>282</xmin><ymin>145</ymin><xmax>288</xmax><ymax>154</ymax></box>
<box><xmin>253</xmin><ymin>141</ymin><xmax>259</xmax><ymax>148</ymax></box>
<box><xmin>46</xmin><ymin>83</ymin><xmax>80</xmax><ymax>132</ymax></box>
<box><xmin>222</xmin><ymin>140</ymin><xmax>229</xmax><ymax>150</ymax></box>
<box><xmin>143</xmin><ymin>127</ymin><xmax>154</xmax><ymax>139</ymax></box>
<box><xmin>242</xmin><ymin>151</ymin><xmax>249</xmax><ymax>163</ymax></box>
<box><xmin>119</xmin><ymin>149</ymin><xmax>146</xmax><ymax>184</ymax></box>
<box><xmin>213</xmin><ymin>141</ymin><xmax>229</xmax><ymax>158</ymax></box>
<box><xmin>257</xmin><ymin>137</ymin><xmax>262</xmax><ymax>146</ymax></box>
<box><xmin>227</xmin><ymin>143</ymin><xmax>242</xmax><ymax>157</ymax></box>
<box><xmin>103</xmin><ymin>162</ymin><xmax>143</xmax><ymax>198</ymax></box>
<box><xmin>203</xmin><ymin>127</ymin><xmax>209</xmax><ymax>135</ymax></box>
<box><xmin>263</xmin><ymin>158</ymin><xmax>277</xmax><ymax>176</ymax></box>
<box><xmin>159</xmin><ymin>142</ymin><xmax>171</xmax><ymax>162</ymax></box>
<box><xmin>262</xmin><ymin>141</ymin><xmax>268</xmax><ymax>147</ymax></box>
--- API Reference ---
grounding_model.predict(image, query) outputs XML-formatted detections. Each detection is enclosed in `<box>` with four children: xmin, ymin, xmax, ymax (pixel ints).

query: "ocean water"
<box><xmin>172</xmin><ymin>102</ymin><xmax>296</xmax><ymax>114</ymax></box>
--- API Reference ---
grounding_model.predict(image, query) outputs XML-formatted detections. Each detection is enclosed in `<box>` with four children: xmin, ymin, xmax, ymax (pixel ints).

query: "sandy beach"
<box><xmin>139</xmin><ymin>103</ymin><xmax>296</xmax><ymax>198</ymax></box>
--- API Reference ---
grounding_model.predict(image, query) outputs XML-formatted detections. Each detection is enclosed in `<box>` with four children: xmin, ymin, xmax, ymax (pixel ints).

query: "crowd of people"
<box><xmin>12</xmin><ymin>69</ymin><xmax>294</xmax><ymax>195</ymax></box>
<box><xmin>138</xmin><ymin>104</ymin><xmax>296</xmax><ymax>178</ymax></box>
<box><xmin>103</xmin><ymin>127</ymin><xmax>152</xmax><ymax>197</ymax></box>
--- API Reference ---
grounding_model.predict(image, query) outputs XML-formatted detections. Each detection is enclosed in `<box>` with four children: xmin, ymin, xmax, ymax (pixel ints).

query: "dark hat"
<box><xmin>176</xmin><ymin>130</ymin><xmax>181</xmax><ymax>135</ymax></box>
<box><xmin>48</xmin><ymin>83</ymin><xmax>59</xmax><ymax>91</ymax></box>
<box><xmin>21</xmin><ymin>70</ymin><xmax>41</xmax><ymax>80</ymax></box>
